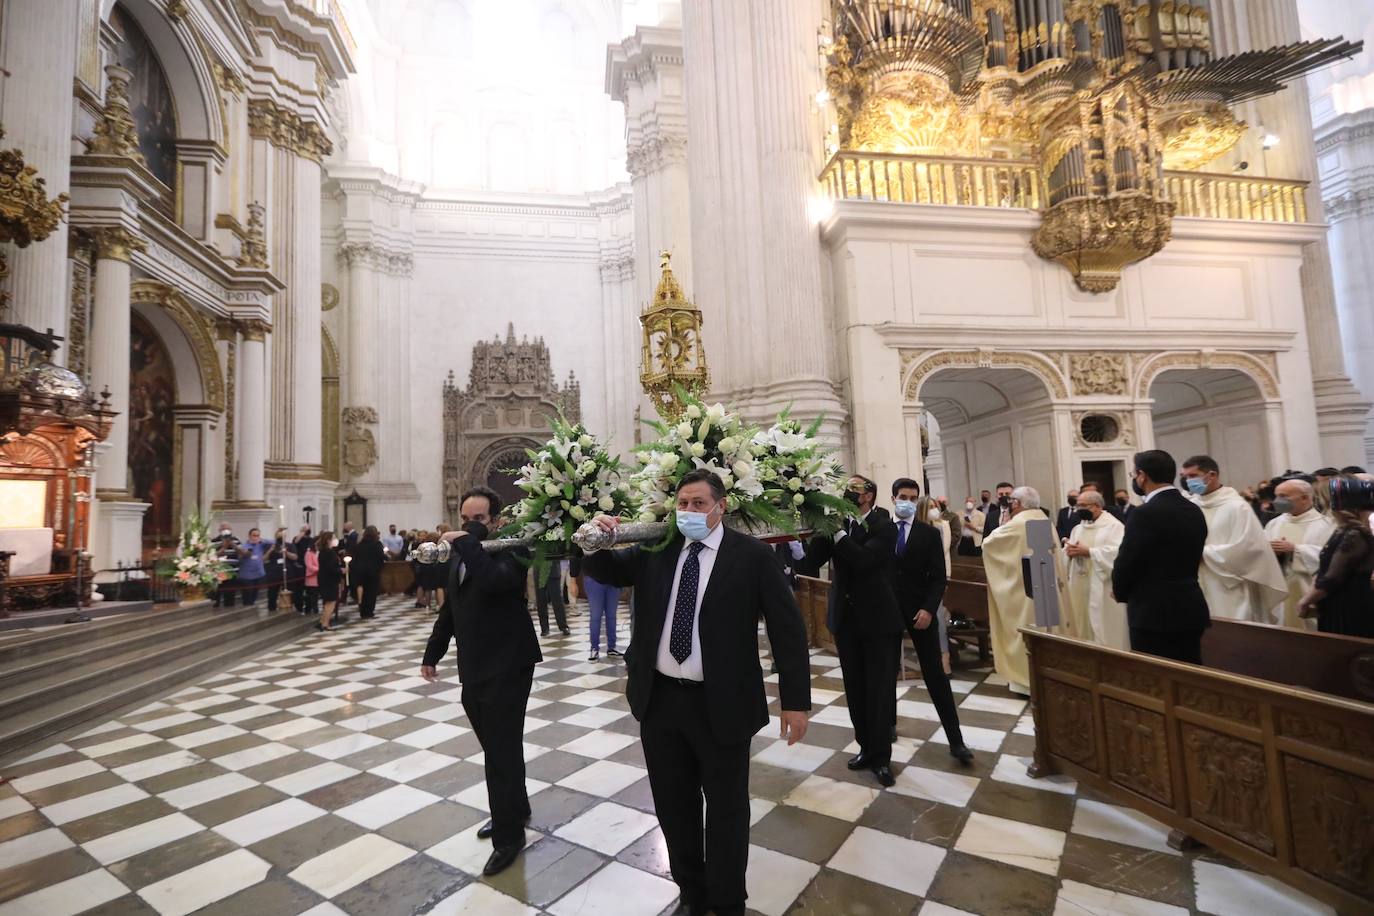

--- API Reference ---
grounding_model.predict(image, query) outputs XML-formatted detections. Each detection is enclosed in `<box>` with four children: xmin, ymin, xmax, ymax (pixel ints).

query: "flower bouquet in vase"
<box><xmin>500</xmin><ymin>417</ymin><xmax>639</xmax><ymax>582</ymax></box>
<box><xmin>163</xmin><ymin>512</ymin><xmax>232</xmax><ymax>603</ymax></box>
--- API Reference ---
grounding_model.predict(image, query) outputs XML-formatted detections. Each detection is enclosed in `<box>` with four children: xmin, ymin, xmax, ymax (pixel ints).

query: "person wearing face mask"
<box><xmin>1111</xmin><ymin>450</ymin><xmax>1210</xmax><ymax>663</ymax></box>
<box><xmin>1109</xmin><ymin>489</ymin><xmax>1134</xmax><ymax>522</ymax></box>
<box><xmin>958</xmin><ymin>497</ymin><xmax>986</xmax><ymax>556</ymax></box>
<box><xmin>1263</xmin><ymin>477</ymin><xmax>1335</xmax><ymax>630</ymax></box>
<box><xmin>1054</xmin><ymin>489</ymin><xmax>1081</xmax><ymax>542</ymax></box>
<box><xmin>982</xmin><ymin>482</ymin><xmax>1016</xmax><ymax>543</ymax></box>
<box><xmin>314</xmin><ymin>531</ymin><xmax>342</xmax><ymax>631</ymax></box>
<box><xmin>1180</xmin><ymin>455</ymin><xmax>1286</xmax><ymax>624</ymax></box>
<box><xmin>584</xmin><ymin>469</ymin><xmax>810</xmax><ymax>916</ymax></box>
<box><xmin>1297</xmin><ymin>476</ymin><xmax>1374</xmax><ymax>637</ymax></box>
<box><xmin>1063</xmin><ymin>491</ymin><xmax>1128</xmax><ymax>649</ymax></box>
<box><xmin>420</xmin><ymin>486</ymin><xmax>540</xmax><ymax>878</ymax></box>
<box><xmin>797</xmin><ymin>474</ymin><xmax>903</xmax><ymax>787</ymax></box>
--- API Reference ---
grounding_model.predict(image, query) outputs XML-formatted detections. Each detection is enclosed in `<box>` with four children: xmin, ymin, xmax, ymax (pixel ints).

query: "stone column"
<box><xmin>339</xmin><ymin>242</ymin><xmax>380</xmax><ymax>456</ymax></box>
<box><xmin>289</xmin><ymin>154</ymin><xmax>324</xmax><ymax>471</ymax></box>
<box><xmin>608</xmin><ymin>26</ymin><xmax>693</xmax><ymax>306</ymax></box>
<box><xmin>87</xmin><ymin>226</ymin><xmax>148</xmax><ymax>573</ymax></box>
<box><xmin>0</xmin><ymin>0</ymin><xmax>80</xmax><ymax>339</ymax></box>
<box><xmin>237</xmin><ymin>320</ymin><xmax>269</xmax><ymax>505</ymax></box>
<box><xmin>1214</xmin><ymin>0</ymin><xmax>1372</xmax><ymax>464</ymax></box>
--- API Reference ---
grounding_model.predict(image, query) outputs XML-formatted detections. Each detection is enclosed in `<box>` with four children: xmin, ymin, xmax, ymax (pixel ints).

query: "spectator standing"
<box><xmin>350</xmin><ymin>525</ymin><xmax>387</xmax><ymax>619</ymax></box>
<box><xmin>316</xmin><ymin>531</ymin><xmax>342</xmax><ymax>631</ymax></box>
<box><xmin>236</xmin><ymin>528</ymin><xmax>271</xmax><ymax>607</ymax></box>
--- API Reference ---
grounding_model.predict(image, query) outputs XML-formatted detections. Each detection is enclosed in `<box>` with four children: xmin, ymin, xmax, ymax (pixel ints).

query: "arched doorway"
<box><xmin>476</xmin><ymin>438</ymin><xmax>542</xmax><ymax>511</ymax></box>
<box><xmin>916</xmin><ymin>367</ymin><xmax>1061</xmax><ymax>504</ymax></box>
<box><xmin>1150</xmin><ymin>369</ymin><xmax>1272</xmax><ymax>487</ymax></box>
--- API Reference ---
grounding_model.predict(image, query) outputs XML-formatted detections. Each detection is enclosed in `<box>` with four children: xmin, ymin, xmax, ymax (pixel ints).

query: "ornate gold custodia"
<box><xmin>640</xmin><ymin>250</ymin><xmax>708</xmax><ymax>420</ymax></box>
<box><xmin>87</xmin><ymin>65</ymin><xmax>146</xmax><ymax>165</ymax></box>
<box><xmin>820</xmin><ymin>0</ymin><xmax>1362</xmax><ymax>291</ymax></box>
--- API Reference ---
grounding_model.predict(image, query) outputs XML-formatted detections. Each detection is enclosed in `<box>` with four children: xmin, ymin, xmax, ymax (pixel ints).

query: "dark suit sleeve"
<box><xmin>794</xmin><ymin>535</ymin><xmax>833</xmax><ymax>577</ymax></box>
<box><xmin>581</xmin><ymin>544</ymin><xmax>645</xmax><ymax>588</ymax></box>
<box><xmin>756</xmin><ymin>544</ymin><xmax>812</xmax><ymax>712</ymax></box>
<box><xmin>451</xmin><ymin>535</ymin><xmax>526</xmax><ymax>595</ymax></box>
<box><xmin>919</xmin><ymin>531</ymin><xmax>947</xmax><ymax>613</ymax></box>
<box><xmin>1111</xmin><ymin>511</ymin><xmax>1146</xmax><ymax>602</ymax></box>
<box><xmin>422</xmin><ymin>606</ymin><xmax>453</xmax><ymax>667</ymax></box>
<box><xmin>831</xmin><ymin>519</ymin><xmax>897</xmax><ymax>572</ymax></box>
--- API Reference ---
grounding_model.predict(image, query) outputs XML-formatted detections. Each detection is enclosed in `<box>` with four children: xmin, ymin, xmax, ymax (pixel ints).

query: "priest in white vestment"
<box><xmin>1263</xmin><ymin>478</ymin><xmax>1335</xmax><ymax>630</ymax></box>
<box><xmin>1063</xmin><ymin>490</ymin><xmax>1129</xmax><ymax>649</ymax></box>
<box><xmin>1180</xmin><ymin>456</ymin><xmax>1287</xmax><ymax>623</ymax></box>
<box><xmin>982</xmin><ymin>486</ymin><xmax>1062</xmax><ymax>695</ymax></box>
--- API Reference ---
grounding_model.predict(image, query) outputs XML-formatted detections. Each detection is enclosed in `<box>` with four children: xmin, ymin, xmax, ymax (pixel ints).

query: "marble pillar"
<box><xmin>290</xmin><ymin>155</ymin><xmax>324</xmax><ymax>471</ymax></box>
<box><xmin>87</xmin><ymin>226</ymin><xmax>147</xmax><ymax>573</ymax></box>
<box><xmin>0</xmin><ymin>0</ymin><xmax>80</xmax><ymax>340</ymax></box>
<box><xmin>1214</xmin><ymin>0</ymin><xmax>1372</xmax><ymax>464</ymax></box>
<box><xmin>237</xmin><ymin>320</ymin><xmax>268</xmax><ymax>505</ymax></box>
<box><xmin>339</xmin><ymin>241</ymin><xmax>380</xmax><ymax>484</ymax></box>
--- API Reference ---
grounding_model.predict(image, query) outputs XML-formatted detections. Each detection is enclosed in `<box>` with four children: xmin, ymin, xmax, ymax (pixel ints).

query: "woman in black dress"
<box><xmin>316</xmin><ymin>531</ymin><xmax>343</xmax><ymax>631</ymax></box>
<box><xmin>351</xmin><ymin>525</ymin><xmax>387</xmax><ymax>619</ymax></box>
<box><xmin>1299</xmin><ymin>477</ymin><xmax>1374</xmax><ymax>638</ymax></box>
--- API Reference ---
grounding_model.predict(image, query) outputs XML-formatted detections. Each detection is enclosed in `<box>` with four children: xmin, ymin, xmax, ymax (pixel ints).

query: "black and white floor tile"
<box><xmin>0</xmin><ymin>595</ymin><xmax>1338</xmax><ymax>915</ymax></box>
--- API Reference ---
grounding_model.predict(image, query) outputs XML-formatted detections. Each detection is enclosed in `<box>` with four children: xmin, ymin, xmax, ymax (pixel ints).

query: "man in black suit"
<box><xmin>1109</xmin><ymin>488</ymin><xmax>1134</xmax><ymax>522</ymax></box>
<box><xmin>799</xmin><ymin>475</ymin><xmax>903</xmax><ymax>787</ymax></box>
<box><xmin>889</xmin><ymin>478</ymin><xmax>973</xmax><ymax>764</ymax></box>
<box><xmin>420</xmin><ymin>486</ymin><xmax>540</xmax><ymax>877</ymax></box>
<box><xmin>1111</xmin><ymin>450</ymin><xmax>1210</xmax><ymax>664</ymax></box>
<box><xmin>983</xmin><ymin>481</ymin><xmax>1015</xmax><ymax>542</ymax></box>
<box><xmin>584</xmin><ymin>470</ymin><xmax>810</xmax><ymax>916</ymax></box>
<box><xmin>1055</xmin><ymin>488</ymin><xmax>1081</xmax><ymax>541</ymax></box>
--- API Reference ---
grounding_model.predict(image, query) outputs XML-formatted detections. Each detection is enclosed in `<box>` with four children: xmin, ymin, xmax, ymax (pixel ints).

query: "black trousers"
<box><xmin>1130</xmin><ymin>627</ymin><xmax>1203</xmax><ymax>665</ymax></box>
<box><xmin>641</xmin><ymin>674</ymin><xmax>750</xmax><ymax>915</ymax></box>
<box><xmin>462</xmin><ymin>665</ymin><xmax>534</xmax><ymax>847</ymax></box>
<box><xmin>357</xmin><ymin>573</ymin><xmax>380</xmax><ymax>618</ymax></box>
<box><xmin>905</xmin><ymin>619</ymin><xmax>965</xmax><ymax>748</ymax></box>
<box><xmin>835</xmin><ymin>624</ymin><xmax>900</xmax><ymax>765</ymax></box>
<box><xmin>536</xmin><ymin>574</ymin><xmax>567</xmax><ymax>632</ymax></box>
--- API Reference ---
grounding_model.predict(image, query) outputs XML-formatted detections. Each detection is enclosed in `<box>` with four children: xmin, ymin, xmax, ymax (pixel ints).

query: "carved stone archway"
<box><xmin>901</xmin><ymin>348</ymin><xmax>1070</xmax><ymax>402</ymax></box>
<box><xmin>1133</xmin><ymin>350</ymin><xmax>1280</xmax><ymax>401</ymax></box>
<box><xmin>128</xmin><ymin>280</ymin><xmax>224</xmax><ymax>410</ymax></box>
<box><xmin>442</xmin><ymin>324</ymin><xmax>581</xmax><ymax>521</ymax></box>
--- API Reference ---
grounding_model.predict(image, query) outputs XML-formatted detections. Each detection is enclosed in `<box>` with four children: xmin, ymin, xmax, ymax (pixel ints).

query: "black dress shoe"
<box><xmin>872</xmin><ymin>764</ymin><xmax>895</xmax><ymax>787</ymax></box>
<box><xmin>846</xmin><ymin>753</ymin><xmax>869</xmax><ymax>771</ymax></box>
<box><xmin>668</xmin><ymin>900</ymin><xmax>706</xmax><ymax>916</ymax></box>
<box><xmin>483</xmin><ymin>842</ymin><xmax>523</xmax><ymax>876</ymax></box>
<box><xmin>949</xmin><ymin>744</ymin><xmax>975</xmax><ymax>764</ymax></box>
<box><xmin>477</xmin><ymin>816</ymin><xmax>531</xmax><ymax>840</ymax></box>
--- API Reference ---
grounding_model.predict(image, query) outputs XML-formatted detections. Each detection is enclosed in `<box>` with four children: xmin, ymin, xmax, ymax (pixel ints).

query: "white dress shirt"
<box><xmin>1142</xmin><ymin>485</ymin><xmax>1177</xmax><ymax>504</ymax></box>
<box><xmin>656</xmin><ymin>521</ymin><xmax>725</xmax><ymax>681</ymax></box>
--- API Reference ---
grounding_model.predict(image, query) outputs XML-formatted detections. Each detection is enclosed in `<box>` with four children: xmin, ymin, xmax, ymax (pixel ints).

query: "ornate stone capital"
<box><xmin>90</xmin><ymin>225</ymin><xmax>148</xmax><ymax>263</ymax></box>
<box><xmin>337</xmin><ymin>241</ymin><xmax>383</xmax><ymax>269</ymax></box>
<box><xmin>240</xmin><ymin>319</ymin><xmax>271</xmax><ymax>342</ymax></box>
<box><xmin>86</xmin><ymin>65</ymin><xmax>145</xmax><ymax>165</ymax></box>
<box><xmin>236</xmin><ymin>201</ymin><xmax>268</xmax><ymax>269</ymax></box>
<box><xmin>215</xmin><ymin>316</ymin><xmax>238</xmax><ymax>342</ymax></box>
<box><xmin>248</xmin><ymin>98</ymin><xmax>333</xmax><ymax>163</ymax></box>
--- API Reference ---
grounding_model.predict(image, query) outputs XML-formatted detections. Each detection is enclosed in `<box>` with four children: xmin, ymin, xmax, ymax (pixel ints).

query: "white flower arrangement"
<box><xmin>501</xmin><ymin>417</ymin><xmax>638</xmax><ymax>580</ymax></box>
<box><xmin>163</xmin><ymin>512</ymin><xmax>232</xmax><ymax>592</ymax></box>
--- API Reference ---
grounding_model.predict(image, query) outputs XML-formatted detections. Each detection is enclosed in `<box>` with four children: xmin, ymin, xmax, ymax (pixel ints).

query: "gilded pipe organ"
<box><xmin>823</xmin><ymin>0</ymin><xmax>1361</xmax><ymax>290</ymax></box>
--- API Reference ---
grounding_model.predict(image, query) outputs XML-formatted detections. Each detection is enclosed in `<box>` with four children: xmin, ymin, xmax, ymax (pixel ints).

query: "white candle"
<box><xmin>277</xmin><ymin>504</ymin><xmax>285</xmax><ymax>527</ymax></box>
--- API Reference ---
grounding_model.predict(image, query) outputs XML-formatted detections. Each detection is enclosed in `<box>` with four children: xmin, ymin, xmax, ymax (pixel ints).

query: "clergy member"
<box><xmin>1180</xmin><ymin>456</ymin><xmax>1286</xmax><ymax>623</ymax></box>
<box><xmin>981</xmin><ymin>485</ymin><xmax>1059</xmax><ymax>695</ymax></box>
<box><xmin>1263</xmin><ymin>477</ymin><xmax>1335</xmax><ymax>630</ymax></box>
<box><xmin>1063</xmin><ymin>490</ymin><xmax>1128</xmax><ymax>649</ymax></box>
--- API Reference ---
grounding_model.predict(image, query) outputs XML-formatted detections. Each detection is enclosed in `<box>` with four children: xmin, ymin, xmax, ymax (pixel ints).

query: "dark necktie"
<box><xmin>669</xmin><ymin>541</ymin><xmax>706</xmax><ymax>664</ymax></box>
<box><xmin>896</xmin><ymin>521</ymin><xmax>908</xmax><ymax>556</ymax></box>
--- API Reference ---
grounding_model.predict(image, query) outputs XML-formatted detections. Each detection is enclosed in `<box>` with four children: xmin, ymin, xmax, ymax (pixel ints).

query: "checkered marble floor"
<box><xmin>0</xmin><ymin>594</ymin><xmax>1339</xmax><ymax>916</ymax></box>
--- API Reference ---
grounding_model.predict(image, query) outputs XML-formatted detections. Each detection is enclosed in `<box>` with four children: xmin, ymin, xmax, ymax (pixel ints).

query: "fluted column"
<box><xmin>290</xmin><ymin>155</ymin><xmax>324</xmax><ymax>470</ymax></box>
<box><xmin>0</xmin><ymin>0</ymin><xmax>80</xmax><ymax>340</ymax></box>
<box><xmin>88</xmin><ymin>227</ymin><xmax>144</xmax><ymax>496</ymax></box>
<box><xmin>237</xmin><ymin>320</ymin><xmax>269</xmax><ymax>504</ymax></box>
<box><xmin>339</xmin><ymin>242</ymin><xmax>380</xmax><ymax>482</ymax></box>
<box><xmin>1214</xmin><ymin>0</ymin><xmax>1372</xmax><ymax>463</ymax></box>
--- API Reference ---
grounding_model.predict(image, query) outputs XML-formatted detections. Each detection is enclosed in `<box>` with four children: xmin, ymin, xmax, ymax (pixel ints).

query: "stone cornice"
<box><xmin>248</xmin><ymin>96</ymin><xmax>333</xmax><ymax>162</ymax></box>
<box><xmin>1315</xmin><ymin>108</ymin><xmax>1374</xmax><ymax>154</ymax></box>
<box><xmin>605</xmin><ymin>26</ymin><xmax>685</xmax><ymax>101</ymax></box>
<box><xmin>237</xmin><ymin>0</ymin><xmax>355</xmax><ymax>80</ymax></box>
<box><xmin>1325</xmin><ymin>187</ymin><xmax>1374</xmax><ymax>223</ymax></box>
<box><xmin>336</xmin><ymin>241</ymin><xmax>414</xmax><ymax>276</ymax></box>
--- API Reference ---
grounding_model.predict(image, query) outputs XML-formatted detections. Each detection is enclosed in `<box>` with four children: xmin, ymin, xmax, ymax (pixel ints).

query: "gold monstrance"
<box><xmin>639</xmin><ymin>250</ymin><xmax>708</xmax><ymax>419</ymax></box>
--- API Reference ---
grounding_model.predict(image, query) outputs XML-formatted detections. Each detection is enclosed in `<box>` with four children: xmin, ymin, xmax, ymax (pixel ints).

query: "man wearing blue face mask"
<box><xmin>584</xmin><ymin>469</ymin><xmax>811</xmax><ymax>916</ymax></box>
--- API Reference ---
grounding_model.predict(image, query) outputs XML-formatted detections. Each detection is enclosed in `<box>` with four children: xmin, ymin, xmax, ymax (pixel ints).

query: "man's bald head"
<box><xmin>1275</xmin><ymin>478</ymin><xmax>1314</xmax><ymax>516</ymax></box>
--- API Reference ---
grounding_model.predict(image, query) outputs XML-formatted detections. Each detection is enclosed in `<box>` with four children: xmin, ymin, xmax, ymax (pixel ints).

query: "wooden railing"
<box><xmin>819</xmin><ymin>151</ymin><xmax>1311</xmax><ymax>224</ymax></box>
<box><xmin>1162</xmin><ymin>171</ymin><xmax>1309</xmax><ymax>223</ymax></box>
<box><xmin>819</xmin><ymin>151</ymin><xmax>1043</xmax><ymax>209</ymax></box>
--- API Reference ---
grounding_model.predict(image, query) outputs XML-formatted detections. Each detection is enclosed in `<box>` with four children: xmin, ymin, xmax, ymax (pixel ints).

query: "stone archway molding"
<box><xmin>900</xmin><ymin>348</ymin><xmax>1070</xmax><ymax>402</ymax></box>
<box><xmin>1134</xmin><ymin>350</ymin><xmax>1280</xmax><ymax>400</ymax></box>
<box><xmin>129</xmin><ymin>279</ymin><xmax>225</xmax><ymax>411</ymax></box>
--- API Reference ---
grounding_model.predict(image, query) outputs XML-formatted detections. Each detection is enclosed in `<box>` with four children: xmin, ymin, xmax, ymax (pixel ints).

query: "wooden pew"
<box><xmin>946</xmin><ymin>557</ymin><xmax>991</xmax><ymax>663</ymax></box>
<box><xmin>1024</xmin><ymin>626</ymin><xmax>1374</xmax><ymax>913</ymax></box>
<box><xmin>794</xmin><ymin>576</ymin><xmax>832</xmax><ymax>653</ymax></box>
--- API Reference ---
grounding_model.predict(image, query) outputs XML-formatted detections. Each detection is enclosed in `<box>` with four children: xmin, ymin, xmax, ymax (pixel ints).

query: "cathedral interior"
<box><xmin>0</xmin><ymin>1</ymin><xmax>1373</xmax><ymax>914</ymax></box>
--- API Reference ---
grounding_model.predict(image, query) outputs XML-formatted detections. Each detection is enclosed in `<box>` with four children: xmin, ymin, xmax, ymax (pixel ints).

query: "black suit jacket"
<box><xmin>983</xmin><ymin>504</ymin><xmax>1008</xmax><ymax>541</ymax></box>
<box><xmin>800</xmin><ymin>508</ymin><xmax>904</xmax><ymax>637</ymax></box>
<box><xmin>349</xmin><ymin>539</ymin><xmax>387</xmax><ymax>576</ymax></box>
<box><xmin>423</xmin><ymin>535</ymin><xmax>541</xmax><ymax>685</ymax></box>
<box><xmin>889</xmin><ymin>521</ymin><xmax>947</xmax><ymax>622</ymax></box>
<box><xmin>1111</xmin><ymin>488</ymin><xmax>1210</xmax><ymax>633</ymax></box>
<box><xmin>1055</xmin><ymin>506</ymin><xmax>1078</xmax><ymax>541</ymax></box>
<box><xmin>582</xmin><ymin>526</ymin><xmax>811</xmax><ymax>745</ymax></box>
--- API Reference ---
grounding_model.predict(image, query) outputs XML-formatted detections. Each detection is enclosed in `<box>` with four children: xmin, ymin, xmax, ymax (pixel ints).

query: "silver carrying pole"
<box><xmin>408</xmin><ymin>521</ymin><xmax>671</xmax><ymax>563</ymax></box>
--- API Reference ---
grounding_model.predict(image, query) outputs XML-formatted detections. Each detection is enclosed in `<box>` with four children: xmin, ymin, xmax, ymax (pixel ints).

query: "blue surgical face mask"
<box><xmin>676</xmin><ymin>509</ymin><xmax>713</xmax><ymax>541</ymax></box>
<box><xmin>1184</xmin><ymin>476</ymin><xmax>1208</xmax><ymax>496</ymax></box>
<box><xmin>892</xmin><ymin>499</ymin><xmax>917</xmax><ymax>520</ymax></box>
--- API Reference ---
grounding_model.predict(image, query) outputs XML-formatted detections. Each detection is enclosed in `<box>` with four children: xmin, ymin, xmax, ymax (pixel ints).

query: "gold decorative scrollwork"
<box><xmin>128</xmin><ymin>280</ymin><xmax>225</xmax><ymax>412</ymax></box>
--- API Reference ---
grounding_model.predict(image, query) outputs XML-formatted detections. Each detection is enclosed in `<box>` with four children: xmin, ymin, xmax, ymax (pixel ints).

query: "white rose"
<box><xmin>640</xmin><ymin>479</ymin><xmax>655</xmax><ymax>493</ymax></box>
<box><xmin>676</xmin><ymin>422</ymin><xmax>694</xmax><ymax>439</ymax></box>
<box><xmin>578</xmin><ymin>434</ymin><xmax>593</xmax><ymax>448</ymax></box>
<box><xmin>732</xmin><ymin>460</ymin><xmax>752</xmax><ymax>478</ymax></box>
<box><xmin>638</xmin><ymin>511</ymin><xmax>658</xmax><ymax>523</ymax></box>
<box><xmin>690</xmin><ymin>442</ymin><xmax>706</xmax><ymax>458</ymax></box>
<box><xmin>707</xmin><ymin>403</ymin><xmax>726</xmax><ymax>421</ymax></box>
<box><xmin>545</xmin><ymin>482</ymin><xmax>562</xmax><ymax>497</ymax></box>
<box><xmin>718</xmin><ymin>436</ymin><xmax>737</xmax><ymax>454</ymax></box>
<box><xmin>721</xmin><ymin>473</ymin><xmax>734</xmax><ymax>488</ymax></box>
<box><xmin>658</xmin><ymin>453</ymin><xmax>678</xmax><ymax>470</ymax></box>
<box><xmin>560</xmin><ymin>500</ymin><xmax>571</xmax><ymax>509</ymax></box>
<box><xmin>598</xmin><ymin>495</ymin><xmax>616</xmax><ymax>511</ymax></box>
<box><xmin>569</xmin><ymin>506</ymin><xmax>587</xmax><ymax>521</ymax></box>
<box><xmin>685</xmin><ymin>404</ymin><xmax>701</xmax><ymax>419</ymax></box>
<box><xmin>793</xmin><ymin>492</ymin><xmax>805</xmax><ymax>505</ymax></box>
<box><xmin>787</xmin><ymin>477</ymin><xmax>802</xmax><ymax>491</ymax></box>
